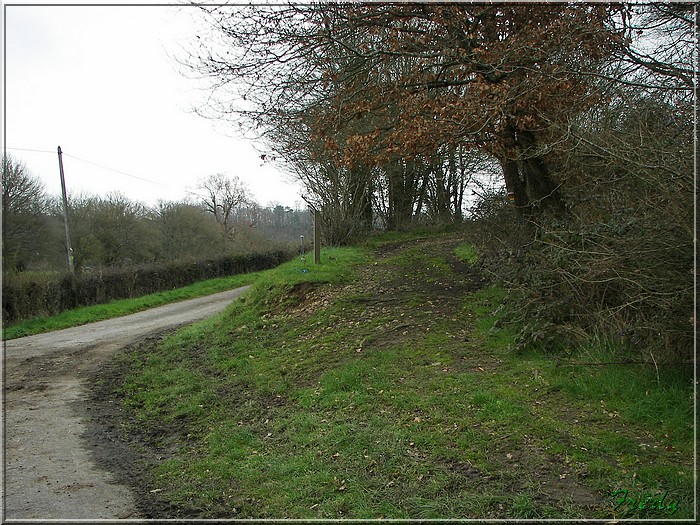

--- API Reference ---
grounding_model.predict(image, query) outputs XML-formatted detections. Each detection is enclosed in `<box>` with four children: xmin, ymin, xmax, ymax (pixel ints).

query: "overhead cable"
<box><xmin>62</xmin><ymin>152</ymin><xmax>165</xmax><ymax>186</ymax></box>
<box><xmin>5</xmin><ymin>146</ymin><xmax>166</xmax><ymax>186</ymax></box>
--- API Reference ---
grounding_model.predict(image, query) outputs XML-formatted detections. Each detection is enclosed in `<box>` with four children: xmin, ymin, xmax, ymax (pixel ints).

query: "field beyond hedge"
<box><xmin>88</xmin><ymin>232</ymin><xmax>694</xmax><ymax>519</ymax></box>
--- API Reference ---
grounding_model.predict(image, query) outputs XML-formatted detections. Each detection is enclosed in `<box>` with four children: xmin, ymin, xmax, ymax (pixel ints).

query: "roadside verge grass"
<box><xmin>98</xmin><ymin>233</ymin><xmax>694</xmax><ymax>519</ymax></box>
<box><xmin>3</xmin><ymin>272</ymin><xmax>262</xmax><ymax>340</ymax></box>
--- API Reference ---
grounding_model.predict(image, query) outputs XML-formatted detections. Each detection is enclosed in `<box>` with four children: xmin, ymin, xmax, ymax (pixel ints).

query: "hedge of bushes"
<box><xmin>2</xmin><ymin>249</ymin><xmax>295</xmax><ymax>324</ymax></box>
<box><xmin>463</xmin><ymin>98</ymin><xmax>693</xmax><ymax>365</ymax></box>
<box><xmin>466</xmin><ymin>203</ymin><xmax>693</xmax><ymax>364</ymax></box>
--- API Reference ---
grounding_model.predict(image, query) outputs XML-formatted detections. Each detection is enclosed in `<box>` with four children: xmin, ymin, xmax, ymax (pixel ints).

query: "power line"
<box><xmin>5</xmin><ymin>147</ymin><xmax>165</xmax><ymax>186</ymax></box>
<box><xmin>4</xmin><ymin>146</ymin><xmax>56</xmax><ymax>154</ymax></box>
<box><xmin>62</xmin><ymin>152</ymin><xmax>165</xmax><ymax>186</ymax></box>
<box><xmin>5</xmin><ymin>146</ymin><xmax>166</xmax><ymax>187</ymax></box>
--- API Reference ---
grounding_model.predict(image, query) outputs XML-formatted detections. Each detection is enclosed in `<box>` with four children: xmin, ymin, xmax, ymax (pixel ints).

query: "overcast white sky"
<box><xmin>3</xmin><ymin>1</ymin><xmax>305</xmax><ymax>209</ymax></box>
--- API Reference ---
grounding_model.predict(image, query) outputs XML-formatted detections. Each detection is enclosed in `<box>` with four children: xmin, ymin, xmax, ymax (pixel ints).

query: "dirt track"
<box><xmin>3</xmin><ymin>286</ymin><xmax>250</xmax><ymax>521</ymax></box>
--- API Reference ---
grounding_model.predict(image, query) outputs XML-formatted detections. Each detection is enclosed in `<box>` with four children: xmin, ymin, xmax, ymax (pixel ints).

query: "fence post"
<box><xmin>313</xmin><ymin>210</ymin><xmax>321</xmax><ymax>264</ymax></box>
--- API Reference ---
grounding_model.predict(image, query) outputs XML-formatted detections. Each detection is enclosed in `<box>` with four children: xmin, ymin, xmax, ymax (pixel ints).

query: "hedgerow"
<box><xmin>2</xmin><ymin>249</ymin><xmax>294</xmax><ymax>324</ymax></box>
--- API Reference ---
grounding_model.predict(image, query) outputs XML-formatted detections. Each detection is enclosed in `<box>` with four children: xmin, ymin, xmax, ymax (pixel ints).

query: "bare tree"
<box><xmin>66</xmin><ymin>192</ymin><xmax>157</xmax><ymax>267</ymax></box>
<box><xmin>193</xmin><ymin>173</ymin><xmax>249</xmax><ymax>248</ymax></box>
<box><xmin>2</xmin><ymin>154</ymin><xmax>49</xmax><ymax>271</ymax></box>
<box><xmin>616</xmin><ymin>3</ymin><xmax>695</xmax><ymax>93</ymax></box>
<box><xmin>155</xmin><ymin>200</ymin><xmax>224</xmax><ymax>260</ymax></box>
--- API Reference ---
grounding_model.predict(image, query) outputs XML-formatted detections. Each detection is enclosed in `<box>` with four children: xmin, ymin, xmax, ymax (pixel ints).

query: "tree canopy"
<box><xmin>185</xmin><ymin>3</ymin><xmax>631</xmax><ymax>220</ymax></box>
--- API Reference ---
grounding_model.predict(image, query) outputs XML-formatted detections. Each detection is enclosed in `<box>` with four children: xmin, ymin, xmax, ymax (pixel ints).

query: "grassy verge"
<box><xmin>101</xmin><ymin>233</ymin><xmax>694</xmax><ymax>519</ymax></box>
<box><xmin>3</xmin><ymin>272</ymin><xmax>262</xmax><ymax>340</ymax></box>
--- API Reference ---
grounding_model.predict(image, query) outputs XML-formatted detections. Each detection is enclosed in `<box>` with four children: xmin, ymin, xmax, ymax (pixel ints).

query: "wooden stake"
<box><xmin>313</xmin><ymin>210</ymin><xmax>321</xmax><ymax>264</ymax></box>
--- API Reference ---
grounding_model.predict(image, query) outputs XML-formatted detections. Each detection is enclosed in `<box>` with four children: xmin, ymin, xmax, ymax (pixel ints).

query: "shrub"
<box><xmin>465</xmin><ymin>97</ymin><xmax>693</xmax><ymax>364</ymax></box>
<box><xmin>2</xmin><ymin>249</ymin><xmax>295</xmax><ymax>325</ymax></box>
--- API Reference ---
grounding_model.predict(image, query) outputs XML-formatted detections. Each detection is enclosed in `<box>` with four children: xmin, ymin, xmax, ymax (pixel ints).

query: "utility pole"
<box><xmin>57</xmin><ymin>146</ymin><xmax>75</xmax><ymax>275</ymax></box>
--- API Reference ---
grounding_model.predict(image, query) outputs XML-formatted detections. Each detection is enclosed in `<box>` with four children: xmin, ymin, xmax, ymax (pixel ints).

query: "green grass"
<box><xmin>454</xmin><ymin>241</ymin><xmax>479</xmax><ymax>264</ymax></box>
<box><xmin>106</xmin><ymin>234</ymin><xmax>694</xmax><ymax>519</ymax></box>
<box><xmin>3</xmin><ymin>271</ymin><xmax>263</xmax><ymax>340</ymax></box>
<box><xmin>361</xmin><ymin>226</ymin><xmax>451</xmax><ymax>250</ymax></box>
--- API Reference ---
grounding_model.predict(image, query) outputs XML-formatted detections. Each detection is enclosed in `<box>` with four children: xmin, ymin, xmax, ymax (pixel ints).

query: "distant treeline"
<box><xmin>2</xmin><ymin>166</ymin><xmax>312</xmax><ymax>273</ymax></box>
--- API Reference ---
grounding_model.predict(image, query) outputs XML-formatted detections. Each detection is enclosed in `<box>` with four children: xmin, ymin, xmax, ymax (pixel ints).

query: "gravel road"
<box><xmin>3</xmin><ymin>286</ymin><xmax>250</xmax><ymax>520</ymax></box>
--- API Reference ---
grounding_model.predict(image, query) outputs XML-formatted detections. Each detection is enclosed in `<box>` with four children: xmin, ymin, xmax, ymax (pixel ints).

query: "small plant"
<box><xmin>453</xmin><ymin>242</ymin><xmax>479</xmax><ymax>265</ymax></box>
<box><xmin>512</xmin><ymin>494</ymin><xmax>538</xmax><ymax>518</ymax></box>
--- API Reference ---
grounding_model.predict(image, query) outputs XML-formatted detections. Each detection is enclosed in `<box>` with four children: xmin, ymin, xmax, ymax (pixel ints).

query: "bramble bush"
<box><xmin>465</xmin><ymin>98</ymin><xmax>693</xmax><ymax>364</ymax></box>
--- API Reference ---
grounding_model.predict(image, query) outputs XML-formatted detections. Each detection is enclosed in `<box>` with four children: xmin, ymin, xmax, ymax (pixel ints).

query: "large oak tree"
<box><xmin>185</xmin><ymin>3</ymin><xmax>628</xmax><ymax>221</ymax></box>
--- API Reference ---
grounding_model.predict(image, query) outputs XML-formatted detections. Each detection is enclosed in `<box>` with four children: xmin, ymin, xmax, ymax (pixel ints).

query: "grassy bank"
<box><xmin>3</xmin><ymin>272</ymin><xmax>261</xmax><ymax>340</ymax></box>
<box><xmin>96</xmin><ymin>233</ymin><xmax>694</xmax><ymax>519</ymax></box>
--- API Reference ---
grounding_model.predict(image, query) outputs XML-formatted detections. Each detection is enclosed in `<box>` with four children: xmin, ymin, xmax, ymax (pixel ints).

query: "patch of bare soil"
<box><xmin>274</xmin><ymin>237</ymin><xmax>487</xmax><ymax>369</ymax></box>
<box><xmin>3</xmin><ymin>286</ymin><xmax>249</xmax><ymax>521</ymax></box>
<box><xmin>344</xmin><ymin>235</ymin><xmax>489</xmax><ymax>356</ymax></box>
<box><xmin>81</xmin><ymin>335</ymin><xmax>205</xmax><ymax>519</ymax></box>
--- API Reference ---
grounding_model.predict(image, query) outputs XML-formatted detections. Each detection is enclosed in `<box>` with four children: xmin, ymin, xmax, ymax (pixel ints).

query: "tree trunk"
<box><xmin>517</xmin><ymin>130</ymin><xmax>564</xmax><ymax>213</ymax></box>
<box><xmin>501</xmin><ymin>156</ymin><xmax>528</xmax><ymax>215</ymax></box>
<box><xmin>500</xmin><ymin>127</ymin><xmax>565</xmax><ymax>218</ymax></box>
<box><xmin>447</xmin><ymin>146</ymin><xmax>465</xmax><ymax>223</ymax></box>
<box><xmin>349</xmin><ymin>166</ymin><xmax>373</xmax><ymax>231</ymax></box>
<box><xmin>433</xmin><ymin>162</ymin><xmax>452</xmax><ymax>224</ymax></box>
<box><xmin>386</xmin><ymin>159</ymin><xmax>414</xmax><ymax>230</ymax></box>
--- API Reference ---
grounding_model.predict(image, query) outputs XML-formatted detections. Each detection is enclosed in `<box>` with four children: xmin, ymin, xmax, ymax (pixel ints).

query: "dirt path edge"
<box><xmin>3</xmin><ymin>286</ymin><xmax>249</xmax><ymax>521</ymax></box>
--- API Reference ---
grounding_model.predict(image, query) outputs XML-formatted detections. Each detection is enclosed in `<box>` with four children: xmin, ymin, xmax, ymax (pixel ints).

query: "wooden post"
<box><xmin>57</xmin><ymin>146</ymin><xmax>75</xmax><ymax>275</ymax></box>
<box><xmin>313</xmin><ymin>210</ymin><xmax>321</xmax><ymax>264</ymax></box>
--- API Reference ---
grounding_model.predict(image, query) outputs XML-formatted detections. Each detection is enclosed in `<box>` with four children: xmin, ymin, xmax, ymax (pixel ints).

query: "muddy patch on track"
<box><xmin>3</xmin><ymin>286</ymin><xmax>250</xmax><ymax>520</ymax></box>
<box><xmin>80</xmin><ymin>335</ymin><xmax>203</xmax><ymax>519</ymax></box>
